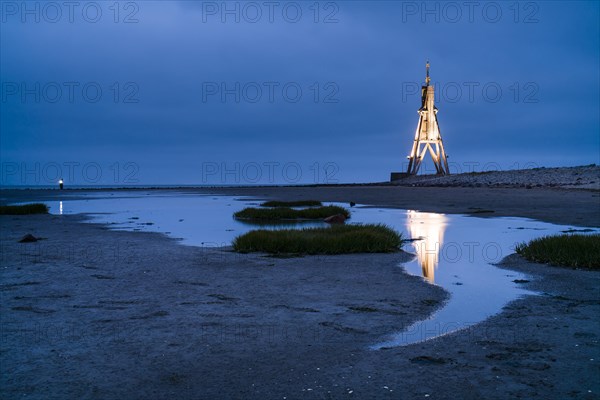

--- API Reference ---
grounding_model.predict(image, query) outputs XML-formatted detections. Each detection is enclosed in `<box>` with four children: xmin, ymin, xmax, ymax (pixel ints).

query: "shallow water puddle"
<box><xmin>360</xmin><ymin>210</ymin><xmax>534</xmax><ymax>348</ymax></box>
<box><xmin>352</xmin><ymin>207</ymin><xmax>597</xmax><ymax>347</ymax></box>
<box><xmin>44</xmin><ymin>192</ymin><xmax>597</xmax><ymax>347</ymax></box>
<box><xmin>44</xmin><ymin>191</ymin><xmax>326</xmax><ymax>246</ymax></box>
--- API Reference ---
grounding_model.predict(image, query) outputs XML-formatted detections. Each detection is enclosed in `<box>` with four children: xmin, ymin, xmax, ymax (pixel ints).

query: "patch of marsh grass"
<box><xmin>234</xmin><ymin>205</ymin><xmax>350</xmax><ymax>221</ymax></box>
<box><xmin>0</xmin><ymin>203</ymin><xmax>49</xmax><ymax>215</ymax></box>
<box><xmin>260</xmin><ymin>200</ymin><xmax>322</xmax><ymax>207</ymax></box>
<box><xmin>515</xmin><ymin>234</ymin><xmax>600</xmax><ymax>269</ymax></box>
<box><xmin>232</xmin><ymin>224</ymin><xmax>402</xmax><ymax>255</ymax></box>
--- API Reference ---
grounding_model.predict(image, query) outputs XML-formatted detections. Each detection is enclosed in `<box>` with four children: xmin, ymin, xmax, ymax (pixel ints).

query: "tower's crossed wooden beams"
<box><xmin>406</xmin><ymin>62</ymin><xmax>450</xmax><ymax>175</ymax></box>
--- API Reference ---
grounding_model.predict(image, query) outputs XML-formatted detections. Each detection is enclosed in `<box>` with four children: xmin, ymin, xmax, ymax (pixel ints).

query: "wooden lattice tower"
<box><xmin>406</xmin><ymin>62</ymin><xmax>450</xmax><ymax>175</ymax></box>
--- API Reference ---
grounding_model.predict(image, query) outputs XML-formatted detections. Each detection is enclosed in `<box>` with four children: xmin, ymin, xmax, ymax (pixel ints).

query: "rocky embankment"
<box><xmin>393</xmin><ymin>165</ymin><xmax>599</xmax><ymax>189</ymax></box>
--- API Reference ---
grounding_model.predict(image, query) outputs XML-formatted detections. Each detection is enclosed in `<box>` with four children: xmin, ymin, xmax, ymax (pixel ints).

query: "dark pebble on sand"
<box><xmin>18</xmin><ymin>234</ymin><xmax>39</xmax><ymax>243</ymax></box>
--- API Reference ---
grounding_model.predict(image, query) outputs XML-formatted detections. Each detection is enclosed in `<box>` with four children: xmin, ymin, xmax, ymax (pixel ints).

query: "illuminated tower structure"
<box><xmin>406</xmin><ymin>61</ymin><xmax>450</xmax><ymax>175</ymax></box>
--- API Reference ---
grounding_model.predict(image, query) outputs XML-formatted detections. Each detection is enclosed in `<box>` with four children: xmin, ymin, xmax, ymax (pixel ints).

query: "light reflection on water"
<box><xmin>406</xmin><ymin>211</ymin><xmax>448</xmax><ymax>283</ymax></box>
<box><xmin>43</xmin><ymin>191</ymin><xmax>597</xmax><ymax>348</ymax></box>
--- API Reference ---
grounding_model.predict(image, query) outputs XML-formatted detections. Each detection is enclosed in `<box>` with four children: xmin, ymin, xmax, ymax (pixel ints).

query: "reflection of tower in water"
<box><xmin>406</xmin><ymin>211</ymin><xmax>448</xmax><ymax>283</ymax></box>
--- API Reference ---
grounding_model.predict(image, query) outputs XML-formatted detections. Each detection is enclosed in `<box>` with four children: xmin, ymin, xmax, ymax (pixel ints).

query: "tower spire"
<box><xmin>425</xmin><ymin>60</ymin><xmax>430</xmax><ymax>86</ymax></box>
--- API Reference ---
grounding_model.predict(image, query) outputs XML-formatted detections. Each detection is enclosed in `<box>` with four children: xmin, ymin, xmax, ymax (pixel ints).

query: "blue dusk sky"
<box><xmin>1</xmin><ymin>1</ymin><xmax>599</xmax><ymax>186</ymax></box>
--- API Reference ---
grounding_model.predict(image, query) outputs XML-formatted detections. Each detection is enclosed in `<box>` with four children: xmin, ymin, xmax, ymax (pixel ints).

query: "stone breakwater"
<box><xmin>394</xmin><ymin>165</ymin><xmax>599</xmax><ymax>189</ymax></box>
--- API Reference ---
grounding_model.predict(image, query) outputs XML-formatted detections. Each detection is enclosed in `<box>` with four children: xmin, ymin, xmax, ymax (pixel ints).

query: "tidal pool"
<box><xmin>44</xmin><ymin>191</ymin><xmax>326</xmax><ymax>246</ymax></box>
<box><xmin>41</xmin><ymin>191</ymin><xmax>596</xmax><ymax>347</ymax></box>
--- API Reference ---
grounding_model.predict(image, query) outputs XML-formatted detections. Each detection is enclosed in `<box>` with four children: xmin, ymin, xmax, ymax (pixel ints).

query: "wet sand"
<box><xmin>187</xmin><ymin>185</ymin><xmax>600</xmax><ymax>227</ymax></box>
<box><xmin>2</xmin><ymin>185</ymin><xmax>599</xmax><ymax>227</ymax></box>
<box><xmin>1</xmin><ymin>186</ymin><xmax>599</xmax><ymax>399</ymax></box>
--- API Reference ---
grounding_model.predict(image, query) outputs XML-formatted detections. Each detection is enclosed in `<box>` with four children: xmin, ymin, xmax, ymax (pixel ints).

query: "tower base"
<box><xmin>390</xmin><ymin>172</ymin><xmax>410</xmax><ymax>181</ymax></box>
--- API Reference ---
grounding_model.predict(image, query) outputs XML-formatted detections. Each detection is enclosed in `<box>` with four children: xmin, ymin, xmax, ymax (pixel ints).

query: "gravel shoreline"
<box><xmin>393</xmin><ymin>165</ymin><xmax>600</xmax><ymax>190</ymax></box>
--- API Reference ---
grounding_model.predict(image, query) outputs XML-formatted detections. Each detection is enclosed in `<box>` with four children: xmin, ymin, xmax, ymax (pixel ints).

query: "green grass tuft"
<box><xmin>260</xmin><ymin>200</ymin><xmax>322</xmax><ymax>208</ymax></box>
<box><xmin>232</xmin><ymin>224</ymin><xmax>402</xmax><ymax>255</ymax></box>
<box><xmin>515</xmin><ymin>234</ymin><xmax>600</xmax><ymax>269</ymax></box>
<box><xmin>234</xmin><ymin>205</ymin><xmax>350</xmax><ymax>221</ymax></box>
<box><xmin>0</xmin><ymin>203</ymin><xmax>49</xmax><ymax>215</ymax></box>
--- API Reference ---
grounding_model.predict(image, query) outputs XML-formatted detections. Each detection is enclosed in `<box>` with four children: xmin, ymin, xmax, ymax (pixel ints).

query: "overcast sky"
<box><xmin>1</xmin><ymin>1</ymin><xmax>598</xmax><ymax>186</ymax></box>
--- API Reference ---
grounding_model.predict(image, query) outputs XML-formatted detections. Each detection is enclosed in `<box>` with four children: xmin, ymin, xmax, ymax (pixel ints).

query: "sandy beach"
<box><xmin>2</xmin><ymin>183</ymin><xmax>600</xmax><ymax>228</ymax></box>
<box><xmin>1</xmin><ymin>181</ymin><xmax>599</xmax><ymax>399</ymax></box>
